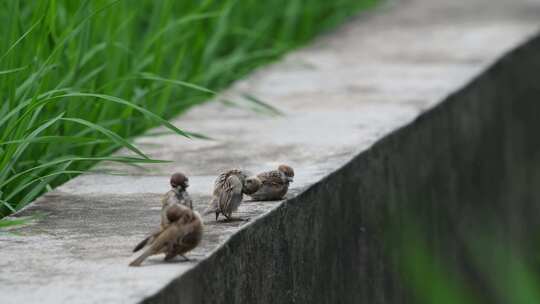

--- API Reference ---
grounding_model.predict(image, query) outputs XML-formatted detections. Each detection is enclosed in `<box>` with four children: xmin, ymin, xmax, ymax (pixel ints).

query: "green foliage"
<box><xmin>0</xmin><ymin>214</ymin><xmax>42</xmax><ymax>230</ymax></box>
<box><xmin>0</xmin><ymin>0</ymin><xmax>376</xmax><ymax>218</ymax></box>
<box><xmin>396</xmin><ymin>223</ymin><xmax>540</xmax><ymax>304</ymax></box>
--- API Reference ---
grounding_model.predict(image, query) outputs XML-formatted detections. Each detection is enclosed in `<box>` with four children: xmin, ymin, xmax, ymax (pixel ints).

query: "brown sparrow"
<box><xmin>130</xmin><ymin>204</ymin><xmax>203</xmax><ymax>266</ymax></box>
<box><xmin>161</xmin><ymin>172</ymin><xmax>193</xmax><ymax>229</ymax></box>
<box><xmin>249</xmin><ymin>164</ymin><xmax>294</xmax><ymax>201</ymax></box>
<box><xmin>203</xmin><ymin>169</ymin><xmax>261</xmax><ymax>221</ymax></box>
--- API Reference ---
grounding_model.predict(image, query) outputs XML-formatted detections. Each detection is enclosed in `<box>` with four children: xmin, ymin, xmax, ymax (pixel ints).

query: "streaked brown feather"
<box><xmin>257</xmin><ymin>170</ymin><xmax>286</xmax><ymax>186</ymax></box>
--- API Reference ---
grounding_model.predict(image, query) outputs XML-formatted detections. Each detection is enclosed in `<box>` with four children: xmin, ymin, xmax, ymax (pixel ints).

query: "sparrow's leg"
<box><xmin>163</xmin><ymin>242</ymin><xmax>176</xmax><ymax>261</ymax></box>
<box><xmin>180</xmin><ymin>255</ymin><xmax>190</xmax><ymax>261</ymax></box>
<box><xmin>164</xmin><ymin>252</ymin><xmax>177</xmax><ymax>261</ymax></box>
<box><xmin>215</xmin><ymin>212</ymin><xmax>219</xmax><ymax>221</ymax></box>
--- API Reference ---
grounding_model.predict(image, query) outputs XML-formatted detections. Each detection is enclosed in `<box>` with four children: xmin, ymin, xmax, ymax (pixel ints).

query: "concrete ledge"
<box><xmin>1</xmin><ymin>0</ymin><xmax>540</xmax><ymax>303</ymax></box>
<box><xmin>146</xmin><ymin>33</ymin><xmax>540</xmax><ymax>303</ymax></box>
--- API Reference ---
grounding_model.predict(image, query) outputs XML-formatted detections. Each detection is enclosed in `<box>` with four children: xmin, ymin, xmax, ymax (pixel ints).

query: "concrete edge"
<box><xmin>140</xmin><ymin>26</ymin><xmax>540</xmax><ymax>304</ymax></box>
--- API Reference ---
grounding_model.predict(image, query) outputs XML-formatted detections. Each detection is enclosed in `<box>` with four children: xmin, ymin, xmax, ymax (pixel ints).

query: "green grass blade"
<box><xmin>61</xmin><ymin>117</ymin><xmax>148</xmax><ymax>159</ymax></box>
<box><xmin>242</xmin><ymin>93</ymin><xmax>284</xmax><ymax>116</ymax></box>
<box><xmin>0</xmin><ymin>112</ymin><xmax>65</xmax><ymax>182</ymax></box>
<box><xmin>0</xmin><ymin>155</ymin><xmax>170</xmax><ymax>189</ymax></box>
<box><xmin>0</xmin><ymin>136</ymin><xmax>99</xmax><ymax>146</ymax></box>
<box><xmin>0</xmin><ymin>66</ymin><xmax>28</xmax><ymax>76</ymax></box>
<box><xmin>0</xmin><ymin>216</ymin><xmax>34</xmax><ymax>229</ymax></box>
<box><xmin>55</xmin><ymin>92</ymin><xmax>191</xmax><ymax>138</ymax></box>
<box><xmin>0</xmin><ymin>17</ymin><xmax>43</xmax><ymax>62</ymax></box>
<box><xmin>0</xmin><ymin>199</ymin><xmax>16</xmax><ymax>213</ymax></box>
<box><xmin>139</xmin><ymin>72</ymin><xmax>217</xmax><ymax>95</ymax></box>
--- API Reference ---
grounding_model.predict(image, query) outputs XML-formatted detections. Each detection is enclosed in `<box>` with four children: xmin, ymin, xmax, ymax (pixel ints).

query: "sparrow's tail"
<box><xmin>133</xmin><ymin>228</ymin><xmax>162</xmax><ymax>252</ymax></box>
<box><xmin>203</xmin><ymin>196</ymin><xmax>218</xmax><ymax>215</ymax></box>
<box><xmin>129</xmin><ymin>249</ymin><xmax>153</xmax><ymax>267</ymax></box>
<box><xmin>129</xmin><ymin>225</ymin><xmax>178</xmax><ymax>267</ymax></box>
<box><xmin>132</xmin><ymin>236</ymin><xmax>151</xmax><ymax>253</ymax></box>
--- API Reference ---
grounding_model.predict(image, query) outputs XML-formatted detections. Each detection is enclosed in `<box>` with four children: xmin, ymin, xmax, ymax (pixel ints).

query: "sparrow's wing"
<box><xmin>219</xmin><ymin>175</ymin><xmax>243</xmax><ymax>212</ymax></box>
<box><xmin>258</xmin><ymin>171</ymin><xmax>284</xmax><ymax>186</ymax></box>
<box><xmin>213</xmin><ymin>171</ymin><xmax>229</xmax><ymax>196</ymax></box>
<box><xmin>164</xmin><ymin>213</ymin><xmax>202</xmax><ymax>259</ymax></box>
<box><xmin>214</xmin><ymin>169</ymin><xmax>244</xmax><ymax>192</ymax></box>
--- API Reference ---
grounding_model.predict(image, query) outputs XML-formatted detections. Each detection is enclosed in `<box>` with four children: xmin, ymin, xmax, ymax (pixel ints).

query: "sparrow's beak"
<box><xmin>287</xmin><ymin>177</ymin><xmax>294</xmax><ymax>183</ymax></box>
<box><xmin>184</xmin><ymin>181</ymin><xmax>189</xmax><ymax>188</ymax></box>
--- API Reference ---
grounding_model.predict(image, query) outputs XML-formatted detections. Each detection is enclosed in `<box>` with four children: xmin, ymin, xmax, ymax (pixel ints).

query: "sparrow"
<box><xmin>161</xmin><ymin>172</ymin><xmax>193</xmax><ymax>229</ymax></box>
<box><xmin>203</xmin><ymin>169</ymin><xmax>261</xmax><ymax>221</ymax></box>
<box><xmin>249</xmin><ymin>164</ymin><xmax>294</xmax><ymax>201</ymax></box>
<box><xmin>129</xmin><ymin>204</ymin><xmax>203</xmax><ymax>266</ymax></box>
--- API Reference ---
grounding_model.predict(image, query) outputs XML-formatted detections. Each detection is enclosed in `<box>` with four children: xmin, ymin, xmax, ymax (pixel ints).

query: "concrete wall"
<box><xmin>145</xmin><ymin>34</ymin><xmax>540</xmax><ymax>304</ymax></box>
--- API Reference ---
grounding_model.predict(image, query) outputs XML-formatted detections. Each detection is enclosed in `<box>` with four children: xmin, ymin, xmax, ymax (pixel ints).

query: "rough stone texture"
<box><xmin>1</xmin><ymin>0</ymin><xmax>540</xmax><ymax>303</ymax></box>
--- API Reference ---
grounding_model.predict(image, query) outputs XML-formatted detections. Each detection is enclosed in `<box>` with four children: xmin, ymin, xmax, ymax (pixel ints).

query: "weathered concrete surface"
<box><xmin>1</xmin><ymin>0</ymin><xmax>540</xmax><ymax>303</ymax></box>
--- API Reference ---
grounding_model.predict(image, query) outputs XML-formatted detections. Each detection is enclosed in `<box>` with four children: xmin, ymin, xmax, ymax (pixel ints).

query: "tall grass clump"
<box><xmin>0</xmin><ymin>0</ymin><xmax>377</xmax><ymax>219</ymax></box>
